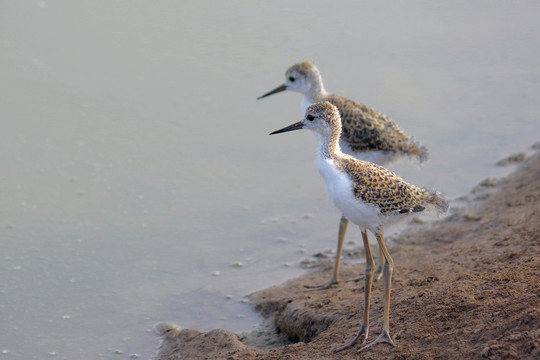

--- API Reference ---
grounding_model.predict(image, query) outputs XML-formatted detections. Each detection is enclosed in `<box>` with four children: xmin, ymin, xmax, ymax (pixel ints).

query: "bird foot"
<box><xmin>304</xmin><ymin>278</ymin><xmax>339</xmax><ymax>289</ymax></box>
<box><xmin>345</xmin><ymin>275</ymin><xmax>362</xmax><ymax>283</ymax></box>
<box><xmin>358</xmin><ymin>329</ymin><xmax>396</xmax><ymax>352</ymax></box>
<box><xmin>334</xmin><ymin>325</ymin><xmax>368</xmax><ymax>353</ymax></box>
<box><xmin>345</xmin><ymin>266</ymin><xmax>383</xmax><ymax>284</ymax></box>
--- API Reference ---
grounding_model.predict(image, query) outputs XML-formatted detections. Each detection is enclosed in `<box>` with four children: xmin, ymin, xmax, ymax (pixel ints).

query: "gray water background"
<box><xmin>1</xmin><ymin>1</ymin><xmax>539</xmax><ymax>359</ymax></box>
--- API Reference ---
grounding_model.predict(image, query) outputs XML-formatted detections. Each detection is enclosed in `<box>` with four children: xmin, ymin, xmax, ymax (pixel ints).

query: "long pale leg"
<box><xmin>374</xmin><ymin>246</ymin><xmax>384</xmax><ymax>281</ymax></box>
<box><xmin>359</xmin><ymin>229</ymin><xmax>396</xmax><ymax>351</ymax></box>
<box><xmin>334</xmin><ymin>227</ymin><xmax>375</xmax><ymax>352</ymax></box>
<box><xmin>305</xmin><ymin>215</ymin><xmax>349</xmax><ymax>289</ymax></box>
<box><xmin>347</xmin><ymin>230</ymin><xmax>383</xmax><ymax>283</ymax></box>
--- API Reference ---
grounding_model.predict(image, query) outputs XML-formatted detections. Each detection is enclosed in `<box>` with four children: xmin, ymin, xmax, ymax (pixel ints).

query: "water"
<box><xmin>1</xmin><ymin>1</ymin><xmax>539</xmax><ymax>359</ymax></box>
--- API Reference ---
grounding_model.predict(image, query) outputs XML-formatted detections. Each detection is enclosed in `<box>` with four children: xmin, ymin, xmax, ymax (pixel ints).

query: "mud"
<box><xmin>155</xmin><ymin>151</ymin><xmax>540</xmax><ymax>360</ymax></box>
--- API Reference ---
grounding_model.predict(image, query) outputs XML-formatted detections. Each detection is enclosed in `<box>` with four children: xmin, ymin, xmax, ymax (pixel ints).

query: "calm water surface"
<box><xmin>1</xmin><ymin>1</ymin><xmax>539</xmax><ymax>359</ymax></box>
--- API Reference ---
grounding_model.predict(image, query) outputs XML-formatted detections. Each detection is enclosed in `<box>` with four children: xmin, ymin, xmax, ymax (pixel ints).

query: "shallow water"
<box><xmin>1</xmin><ymin>1</ymin><xmax>539</xmax><ymax>359</ymax></box>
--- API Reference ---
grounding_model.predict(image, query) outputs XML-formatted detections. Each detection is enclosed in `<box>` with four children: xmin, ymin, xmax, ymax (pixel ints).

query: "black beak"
<box><xmin>269</xmin><ymin>121</ymin><xmax>304</xmax><ymax>135</ymax></box>
<box><xmin>257</xmin><ymin>84</ymin><xmax>287</xmax><ymax>100</ymax></box>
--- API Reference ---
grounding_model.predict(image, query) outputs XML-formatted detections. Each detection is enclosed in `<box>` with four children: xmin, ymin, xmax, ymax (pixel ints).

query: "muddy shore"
<box><xmin>155</xmin><ymin>150</ymin><xmax>540</xmax><ymax>360</ymax></box>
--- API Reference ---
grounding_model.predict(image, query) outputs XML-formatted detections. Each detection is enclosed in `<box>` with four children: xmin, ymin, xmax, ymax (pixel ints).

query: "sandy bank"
<box><xmin>155</xmin><ymin>150</ymin><xmax>540</xmax><ymax>360</ymax></box>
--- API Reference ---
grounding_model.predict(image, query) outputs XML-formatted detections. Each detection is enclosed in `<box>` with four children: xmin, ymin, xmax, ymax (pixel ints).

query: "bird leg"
<box><xmin>305</xmin><ymin>215</ymin><xmax>349</xmax><ymax>289</ymax></box>
<box><xmin>334</xmin><ymin>227</ymin><xmax>375</xmax><ymax>352</ymax></box>
<box><xmin>359</xmin><ymin>229</ymin><xmax>396</xmax><ymax>351</ymax></box>
<box><xmin>347</xmin><ymin>229</ymin><xmax>383</xmax><ymax>282</ymax></box>
<box><xmin>374</xmin><ymin>246</ymin><xmax>384</xmax><ymax>281</ymax></box>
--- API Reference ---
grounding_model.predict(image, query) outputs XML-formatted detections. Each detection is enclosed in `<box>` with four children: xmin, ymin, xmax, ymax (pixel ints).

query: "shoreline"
<box><xmin>154</xmin><ymin>149</ymin><xmax>540</xmax><ymax>360</ymax></box>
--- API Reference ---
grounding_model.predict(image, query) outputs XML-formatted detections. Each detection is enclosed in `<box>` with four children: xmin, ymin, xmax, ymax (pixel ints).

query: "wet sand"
<box><xmin>154</xmin><ymin>150</ymin><xmax>540</xmax><ymax>360</ymax></box>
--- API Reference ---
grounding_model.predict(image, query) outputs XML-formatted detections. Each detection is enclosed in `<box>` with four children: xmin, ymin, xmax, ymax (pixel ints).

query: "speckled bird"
<box><xmin>270</xmin><ymin>102</ymin><xmax>447</xmax><ymax>352</ymax></box>
<box><xmin>258</xmin><ymin>60</ymin><xmax>428</xmax><ymax>288</ymax></box>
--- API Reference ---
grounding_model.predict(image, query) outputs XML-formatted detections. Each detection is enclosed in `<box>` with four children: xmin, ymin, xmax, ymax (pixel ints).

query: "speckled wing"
<box><xmin>337</xmin><ymin>157</ymin><xmax>432</xmax><ymax>214</ymax></box>
<box><xmin>324</xmin><ymin>94</ymin><xmax>425</xmax><ymax>159</ymax></box>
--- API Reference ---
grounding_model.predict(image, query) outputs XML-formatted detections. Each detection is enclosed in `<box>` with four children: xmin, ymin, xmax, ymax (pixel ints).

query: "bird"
<box><xmin>258</xmin><ymin>60</ymin><xmax>428</xmax><ymax>289</ymax></box>
<box><xmin>270</xmin><ymin>101</ymin><xmax>447</xmax><ymax>352</ymax></box>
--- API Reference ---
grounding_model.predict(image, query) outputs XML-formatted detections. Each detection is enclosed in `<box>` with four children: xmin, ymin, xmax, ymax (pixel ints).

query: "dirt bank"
<box><xmin>155</xmin><ymin>151</ymin><xmax>540</xmax><ymax>360</ymax></box>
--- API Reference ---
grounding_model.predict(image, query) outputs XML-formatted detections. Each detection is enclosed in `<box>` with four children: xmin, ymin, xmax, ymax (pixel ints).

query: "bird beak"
<box><xmin>269</xmin><ymin>121</ymin><xmax>304</xmax><ymax>135</ymax></box>
<box><xmin>257</xmin><ymin>84</ymin><xmax>287</xmax><ymax>100</ymax></box>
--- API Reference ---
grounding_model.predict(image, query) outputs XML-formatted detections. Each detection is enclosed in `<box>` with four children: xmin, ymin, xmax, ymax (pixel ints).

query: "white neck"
<box><xmin>301</xmin><ymin>88</ymin><xmax>328</xmax><ymax>115</ymax></box>
<box><xmin>314</xmin><ymin>127</ymin><xmax>342</xmax><ymax>160</ymax></box>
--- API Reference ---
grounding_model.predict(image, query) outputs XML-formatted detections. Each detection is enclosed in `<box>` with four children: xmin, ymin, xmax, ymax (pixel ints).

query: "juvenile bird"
<box><xmin>270</xmin><ymin>101</ymin><xmax>447</xmax><ymax>352</ymax></box>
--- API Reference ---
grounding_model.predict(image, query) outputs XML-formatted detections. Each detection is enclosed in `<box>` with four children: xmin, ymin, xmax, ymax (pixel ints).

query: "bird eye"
<box><xmin>288</xmin><ymin>76</ymin><xmax>295</xmax><ymax>82</ymax></box>
<box><xmin>306</xmin><ymin>115</ymin><xmax>315</xmax><ymax>121</ymax></box>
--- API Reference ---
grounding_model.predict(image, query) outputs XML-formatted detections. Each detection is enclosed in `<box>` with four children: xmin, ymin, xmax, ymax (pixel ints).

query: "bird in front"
<box><xmin>270</xmin><ymin>101</ymin><xmax>447</xmax><ymax>352</ymax></box>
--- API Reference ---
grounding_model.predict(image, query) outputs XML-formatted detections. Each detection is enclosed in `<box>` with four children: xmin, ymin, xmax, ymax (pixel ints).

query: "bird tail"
<box><xmin>399</xmin><ymin>140</ymin><xmax>429</xmax><ymax>164</ymax></box>
<box><xmin>426</xmin><ymin>190</ymin><xmax>449</xmax><ymax>214</ymax></box>
<box><xmin>416</xmin><ymin>145</ymin><xmax>429</xmax><ymax>164</ymax></box>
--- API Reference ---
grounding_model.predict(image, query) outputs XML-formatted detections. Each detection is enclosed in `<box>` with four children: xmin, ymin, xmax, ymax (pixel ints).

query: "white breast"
<box><xmin>316</xmin><ymin>156</ymin><xmax>381</xmax><ymax>232</ymax></box>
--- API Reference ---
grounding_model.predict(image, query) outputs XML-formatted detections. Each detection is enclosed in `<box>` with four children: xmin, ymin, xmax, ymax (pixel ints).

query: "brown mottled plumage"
<box><xmin>259</xmin><ymin>60</ymin><xmax>428</xmax><ymax>163</ymax></box>
<box><xmin>325</xmin><ymin>94</ymin><xmax>425</xmax><ymax>158</ymax></box>
<box><xmin>338</xmin><ymin>158</ymin><xmax>440</xmax><ymax>215</ymax></box>
<box><xmin>270</xmin><ymin>101</ymin><xmax>447</xmax><ymax>353</ymax></box>
<box><xmin>258</xmin><ymin>60</ymin><xmax>429</xmax><ymax>290</ymax></box>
